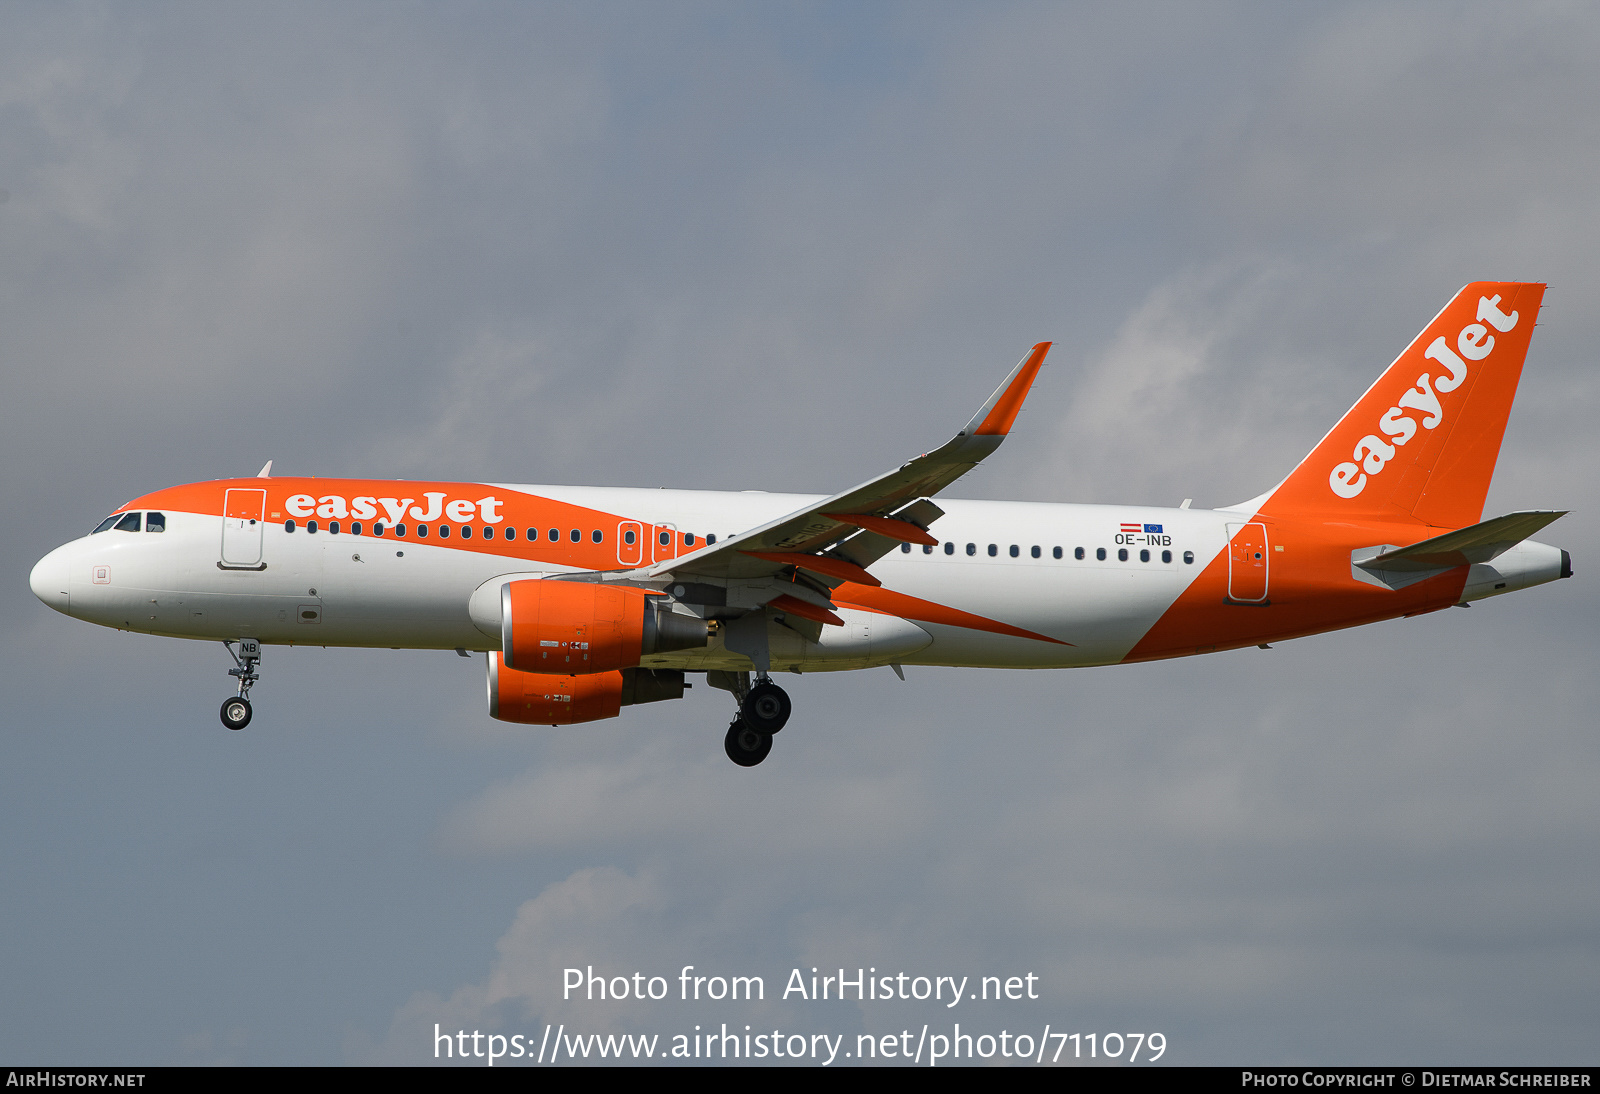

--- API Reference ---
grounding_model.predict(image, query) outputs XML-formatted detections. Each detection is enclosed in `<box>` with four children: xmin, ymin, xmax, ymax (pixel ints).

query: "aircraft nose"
<box><xmin>30</xmin><ymin>546</ymin><xmax>71</xmax><ymax>615</ymax></box>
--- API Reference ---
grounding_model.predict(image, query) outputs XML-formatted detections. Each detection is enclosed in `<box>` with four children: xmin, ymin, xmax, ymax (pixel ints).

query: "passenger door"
<box><xmin>1226</xmin><ymin>522</ymin><xmax>1269</xmax><ymax>602</ymax></box>
<box><xmin>220</xmin><ymin>489</ymin><xmax>267</xmax><ymax>568</ymax></box>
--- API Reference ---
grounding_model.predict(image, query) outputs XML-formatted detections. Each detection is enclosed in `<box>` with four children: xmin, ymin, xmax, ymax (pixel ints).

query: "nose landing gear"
<box><xmin>221</xmin><ymin>639</ymin><xmax>261</xmax><ymax>731</ymax></box>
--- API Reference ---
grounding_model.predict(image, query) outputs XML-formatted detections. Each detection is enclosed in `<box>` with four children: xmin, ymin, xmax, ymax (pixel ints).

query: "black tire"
<box><xmin>740</xmin><ymin>681</ymin><xmax>791</xmax><ymax>734</ymax></box>
<box><xmin>724</xmin><ymin>720</ymin><xmax>772</xmax><ymax>767</ymax></box>
<box><xmin>220</xmin><ymin>696</ymin><xmax>253</xmax><ymax>731</ymax></box>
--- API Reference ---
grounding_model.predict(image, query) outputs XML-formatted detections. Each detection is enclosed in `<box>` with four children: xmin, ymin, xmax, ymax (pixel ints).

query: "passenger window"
<box><xmin>307</xmin><ymin>520</ymin><xmax>319</xmax><ymax>534</ymax></box>
<box><xmin>145</xmin><ymin>512</ymin><xmax>166</xmax><ymax>532</ymax></box>
<box><xmin>572</xmin><ymin>529</ymin><xmax>581</xmax><ymax>543</ymax></box>
<box><xmin>505</xmin><ymin>527</ymin><xmax>516</xmax><ymax>540</ymax></box>
<box><xmin>114</xmin><ymin>512</ymin><xmax>141</xmax><ymax>532</ymax></box>
<box><xmin>438</xmin><ymin>525</ymin><xmax>450</xmax><ymax>538</ymax></box>
<box><xmin>659</xmin><ymin>531</ymin><xmax>670</xmax><ymax>546</ymax></box>
<box><xmin>1009</xmin><ymin>545</ymin><xmax>1019</xmax><ymax>558</ymax></box>
<box><xmin>923</xmin><ymin>544</ymin><xmax>933</xmax><ymax>554</ymax></box>
<box><xmin>329</xmin><ymin>521</ymin><xmax>340</xmax><ymax>535</ymax></box>
<box><xmin>351</xmin><ymin>522</ymin><xmax>362</xmax><ymax>535</ymax></box>
<box><xmin>1139</xmin><ymin>548</ymin><xmax>1150</xmax><ymax>562</ymax></box>
<box><xmin>1096</xmin><ymin>547</ymin><xmax>1107</xmax><ymax>561</ymax></box>
<box><xmin>966</xmin><ymin>543</ymin><xmax>976</xmax><ymax>556</ymax></box>
<box><xmin>707</xmin><ymin>534</ymin><xmax>717</xmax><ymax>545</ymax></box>
<box><xmin>1030</xmin><ymin>545</ymin><xmax>1040</xmax><ymax>558</ymax></box>
<box><xmin>548</xmin><ymin>528</ymin><xmax>559</xmax><ymax>542</ymax></box>
<box><xmin>373</xmin><ymin>523</ymin><xmax>385</xmax><ymax>536</ymax></box>
<box><xmin>461</xmin><ymin>526</ymin><xmax>473</xmax><ymax>539</ymax></box>
<box><xmin>685</xmin><ymin>533</ymin><xmax>696</xmax><ymax>547</ymax></box>
<box><xmin>92</xmin><ymin>514</ymin><xmax>120</xmax><ymax>534</ymax></box>
<box><xmin>416</xmin><ymin>524</ymin><xmax>427</xmax><ymax>538</ymax></box>
<box><xmin>1118</xmin><ymin>548</ymin><xmax>1128</xmax><ymax>561</ymax></box>
<box><xmin>592</xmin><ymin>530</ymin><xmax>603</xmax><ymax>544</ymax></box>
<box><xmin>285</xmin><ymin>520</ymin><xmax>297</xmax><ymax>533</ymax></box>
<box><xmin>396</xmin><ymin>524</ymin><xmax>406</xmax><ymax>537</ymax></box>
<box><xmin>624</xmin><ymin>529</ymin><xmax>636</xmax><ymax>545</ymax></box>
<box><xmin>1162</xmin><ymin>550</ymin><xmax>1172</xmax><ymax>563</ymax></box>
<box><xmin>945</xmin><ymin>542</ymin><xmax>955</xmax><ymax>555</ymax></box>
<box><xmin>988</xmin><ymin>544</ymin><xmax>998</xmax><ymax>557</ymax></box>
<box><xmin>1183</xmin><ymin>550</ymin><xmax>1194</xmax><ymax>564</ymax></box>
<box><xmin>526</xmin><ymin>529</ymin><xmax>536</xmax><ymax>541</ymax></box>
<box><xmin>1072</xmin><ymin>547</ymin><xmax>1082</xmax><ymax>559</ymax></box>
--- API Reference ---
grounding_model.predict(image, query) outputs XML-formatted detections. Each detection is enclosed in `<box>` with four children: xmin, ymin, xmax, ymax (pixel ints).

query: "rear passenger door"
<box><xmin>1226</xmin><ymin>522</ymin><xmax>1269</xmax><ymax>602</ymax></box>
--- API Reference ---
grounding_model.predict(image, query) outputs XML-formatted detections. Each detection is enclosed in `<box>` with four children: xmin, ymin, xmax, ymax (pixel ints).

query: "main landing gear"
<box><xmin>741</xmin><ymin>680</ymin><xmax>791</xmax><ymax>734</ymax></box>
<box><xmin>221</xmin><ymin>638</ymin><xmax>261</xmax><ymax>731</ymax></box>
<box><xmin>724</xmin><ymin>720</ymin><xmax>773</xmax><ymax>767</ymax></box>
<box><xmin>713</xmin><ymin>671</ymin><xmax>792</xmax><ymax>767</ymax></box>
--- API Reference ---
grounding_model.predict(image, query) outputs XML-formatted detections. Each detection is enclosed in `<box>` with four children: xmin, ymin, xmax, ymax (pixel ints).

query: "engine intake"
<box><xmin>500</xmin><ymin>579</ymin><xmax>709</xmax><ymax>674</ymax></box>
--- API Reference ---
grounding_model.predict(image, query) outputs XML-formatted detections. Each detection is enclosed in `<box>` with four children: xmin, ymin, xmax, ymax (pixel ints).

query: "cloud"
<box><xmin>359</xmin><ymin>865</ymin><xmax>672</xmax><ymax>1063</ymax></box>
<box><xmin>439</xmin><ymin>731</ymin><xmax>930</xmax><ymax>856</ymax></box>
<box><xmin>1025</xmin><ymin>263</ymin><xmax>1302</xmax><ymax>507</ymax></box>
<box><xmin>5</xmin><ymin>2</ymin><xmax>1600</xmax><ymax>1066</ymax></box>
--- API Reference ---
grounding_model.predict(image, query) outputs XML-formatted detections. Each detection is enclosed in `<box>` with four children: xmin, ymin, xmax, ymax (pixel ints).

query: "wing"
<box><xmin>642</xmin><ymin>341</ymin><xmax>1051</xmax><ymax>594</ymax></box>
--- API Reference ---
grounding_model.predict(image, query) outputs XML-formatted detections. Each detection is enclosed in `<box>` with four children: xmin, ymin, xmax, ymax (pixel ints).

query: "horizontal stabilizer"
<box><xmin>1357</xmin><ymin>510</ymin><xmax>1568</xmax><ymax>573</ymax></box>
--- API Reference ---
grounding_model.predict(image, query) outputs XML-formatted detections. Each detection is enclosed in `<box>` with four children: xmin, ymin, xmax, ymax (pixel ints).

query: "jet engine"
<box><xmin>487</xmin><ymin>653</ymin><xmax>688</xmax><ymax>725</ymax></box>
<box><xmin>500</xmin><ymin>579</ymin><xmax>709</xmax><ymax>673</ymax></box>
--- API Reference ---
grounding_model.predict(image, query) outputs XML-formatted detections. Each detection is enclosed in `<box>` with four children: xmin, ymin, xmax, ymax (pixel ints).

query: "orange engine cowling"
<box><xmin>487</xmin><ymin>653</ymin><xmax>688</xmax><ymax>725</ymax></box>
<box><xmin>500</xmin><ymin>579</ymin><xmax>708</xmax><ymax>674</ymax></box>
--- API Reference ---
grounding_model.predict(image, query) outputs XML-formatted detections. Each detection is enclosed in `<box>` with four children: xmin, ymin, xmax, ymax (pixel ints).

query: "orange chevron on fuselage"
<box><xmin>123</xmin><ymin>477</ymin><xmax>717</xmax><ymax>571</ymax></box>
<box><xmin>1124</xmin><ymin>516</ymin><xmax>1468</xmax><ymax>662</ymax></box>
<box><xmin>834</xmin><ymin>583</ymin><xmax>1072</xmax><ymax>646</ymax></box>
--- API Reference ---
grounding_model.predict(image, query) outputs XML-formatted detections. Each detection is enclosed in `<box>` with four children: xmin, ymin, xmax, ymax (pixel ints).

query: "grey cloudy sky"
<box><xmin>2</xmin><ymin>1</ymin><xmax>1596</xmax><ymax>1066</ymax></box>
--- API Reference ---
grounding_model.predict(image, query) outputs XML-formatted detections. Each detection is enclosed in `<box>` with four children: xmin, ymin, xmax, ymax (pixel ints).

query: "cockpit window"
<box><xmin>114</xmin><ymin>512</ymin><xmax>142</xmax><ymax>532</ymax></box>
<box><xmin>145</xmin><ymin>512</ymin><xmax>166</xmax><ymax>532</ymax></box>
<box><xmin>92</xmin><ymin>514</ymin><xmax>121</xmax><ymax>534</ymax></box>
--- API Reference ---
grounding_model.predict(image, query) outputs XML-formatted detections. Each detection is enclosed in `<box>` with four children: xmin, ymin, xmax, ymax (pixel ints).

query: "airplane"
<box><xmin>29</xmin><ymin>282</ymin><xmax>1571</xmax><ymax>766</ymax></box>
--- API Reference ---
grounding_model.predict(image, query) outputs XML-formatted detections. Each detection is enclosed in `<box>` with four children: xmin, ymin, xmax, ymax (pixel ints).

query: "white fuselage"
<box><xmin>31</xmin><ymin>482</ymin><xmax>1568</xmax><ymax>677</ymax></box>
<box><xmin>33</xmin><ymin>486</ymin><xmax>1234</xmax><ymax>671</ymax></box>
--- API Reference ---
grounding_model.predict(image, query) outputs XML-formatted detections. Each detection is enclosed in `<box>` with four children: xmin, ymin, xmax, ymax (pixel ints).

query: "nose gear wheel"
<box><xmin>221</xmin><ymin>639</ymin><xmax>262</xmax><ymax>731</ymax></box>
<box><xmin>221</xmin><ymin>696</ymin><xmax>253</xmax><ymax>730</ymax></box>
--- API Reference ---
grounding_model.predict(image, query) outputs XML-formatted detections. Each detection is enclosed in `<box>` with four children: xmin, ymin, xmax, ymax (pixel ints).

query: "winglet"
<box><xmin>963</xmin><ymin>342</ymin><xmax>1051</xmax><ymax>436</ymax></box>
<box><xmin>257</xmin><ymin>460</ymin><xmax>273</xmax><ymax>478</ymax></box>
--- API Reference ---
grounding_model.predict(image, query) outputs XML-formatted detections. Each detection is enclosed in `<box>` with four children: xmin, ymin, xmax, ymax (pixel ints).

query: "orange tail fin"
<box><xmin>1262</xmin><ymin>281</ymin><xmax>1545</xmax><ymax>528</ymax></box>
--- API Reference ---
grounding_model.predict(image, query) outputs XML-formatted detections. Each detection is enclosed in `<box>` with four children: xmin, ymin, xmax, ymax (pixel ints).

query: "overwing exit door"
<box><xmin>652</xmin><ymin>523</ymin><xmax>678</xmax><ymax>563</ymax></box>
<box><xmin>617</xmin><ymin>521</ymin><xmax>644</xmax><ymax>567</ymax></box>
